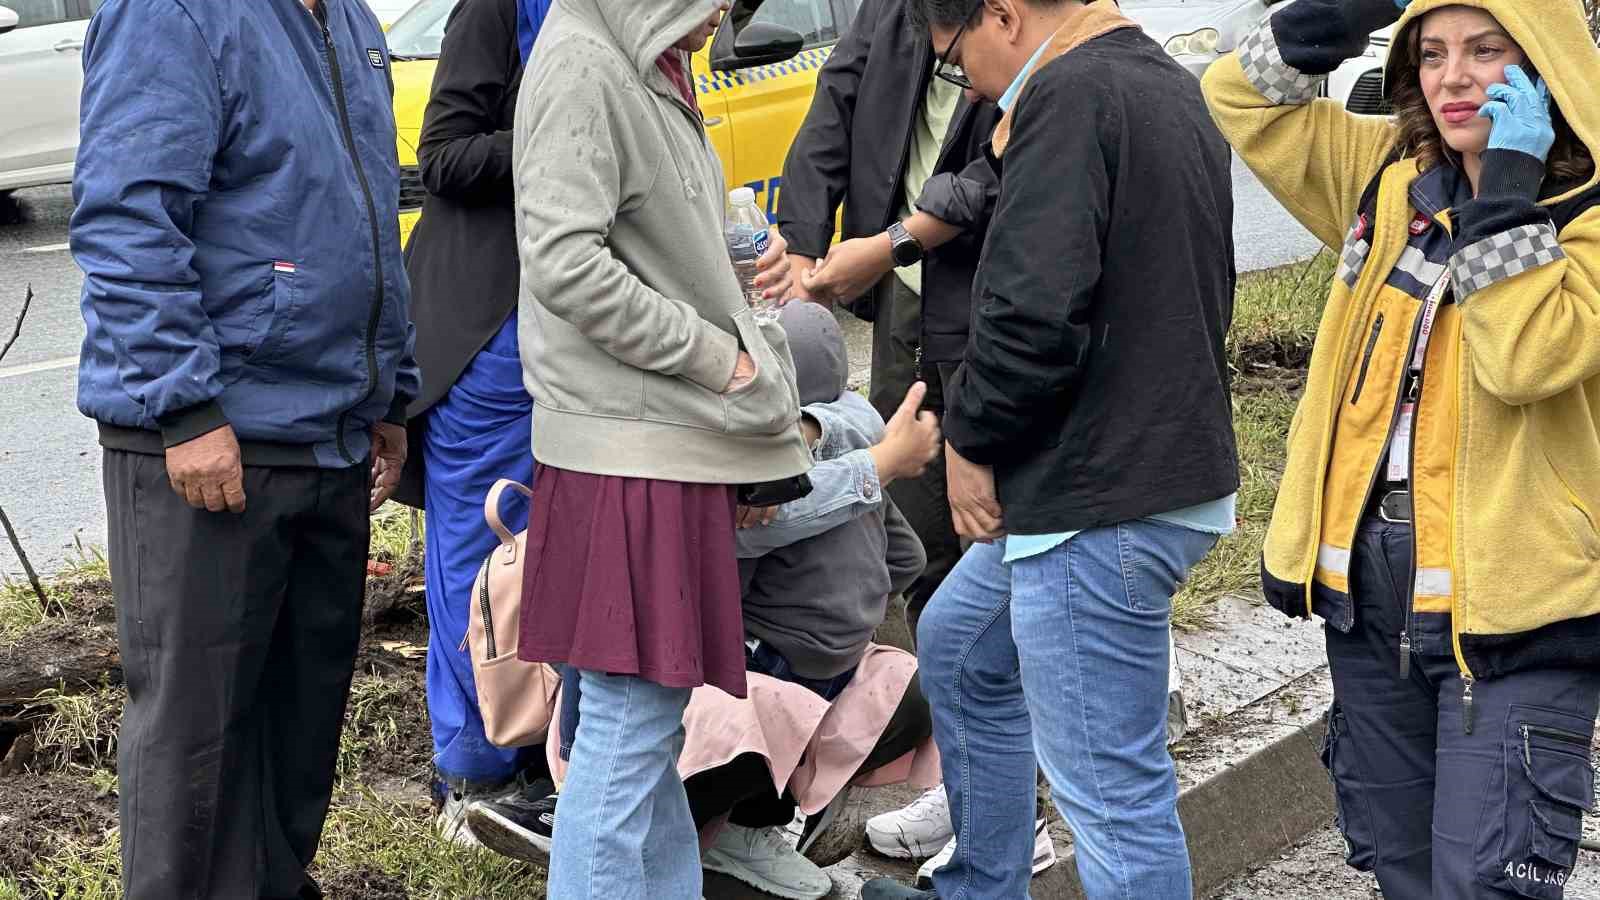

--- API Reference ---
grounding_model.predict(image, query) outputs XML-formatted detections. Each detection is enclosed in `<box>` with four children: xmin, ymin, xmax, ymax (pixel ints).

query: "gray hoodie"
<box><xmin>513</xmin><ymin>0</ymin><xmax>812</xmax><ymax>483</ymax></box>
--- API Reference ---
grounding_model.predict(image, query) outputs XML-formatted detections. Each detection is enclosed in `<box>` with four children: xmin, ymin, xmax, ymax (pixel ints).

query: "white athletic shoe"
<box><xmin>435</xmin><ymin>788</ymin><xmax>482</xmax><ymax>849</ymax></box>
<box><xmin>914</xmin><ymin>819</ymin><xmax>1057</xmax><ymax>889</ymax></box>
<box><xmin>865</xmin><ymin>787</ymin><xmax>954</xmax><ymax>860</ymax></box>
<box><xmin>703</xmin><ymin>823</ymin><xmax>833</xmax><ymax>900</ymax></box>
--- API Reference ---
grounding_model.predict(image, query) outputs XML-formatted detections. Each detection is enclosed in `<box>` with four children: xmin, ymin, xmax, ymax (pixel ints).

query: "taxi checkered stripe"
<box><xmin>696</xmin><ymin>46</ymin><xmax>833</xmax><ymax>95</ymax></box>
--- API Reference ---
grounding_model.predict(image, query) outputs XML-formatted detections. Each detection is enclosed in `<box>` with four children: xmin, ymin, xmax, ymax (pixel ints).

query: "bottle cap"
<box><xmin>728</xmin><ymin>186</ymin><xmax>757</xmax><ymax>206</ymax></box>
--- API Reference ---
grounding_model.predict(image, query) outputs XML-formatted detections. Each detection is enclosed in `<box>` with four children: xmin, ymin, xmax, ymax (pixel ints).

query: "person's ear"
<box><xmin>986</xmin><ymin>0</ymin><xmax>1023</xmax><ymax>43</ymax></box>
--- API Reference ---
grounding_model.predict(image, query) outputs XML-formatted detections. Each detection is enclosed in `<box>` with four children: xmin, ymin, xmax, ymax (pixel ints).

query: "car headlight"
<box><xmin>1164</xmin><ymin>27</ymin><xmax>1220</xmax><ymax>57</ymax></box>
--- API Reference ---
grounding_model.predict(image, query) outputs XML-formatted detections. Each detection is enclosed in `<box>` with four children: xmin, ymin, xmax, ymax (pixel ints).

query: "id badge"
<box><xmin>1388</xmin><ymin>403</ymin><xmax>1415</xmax><ymax>482</ymax></box>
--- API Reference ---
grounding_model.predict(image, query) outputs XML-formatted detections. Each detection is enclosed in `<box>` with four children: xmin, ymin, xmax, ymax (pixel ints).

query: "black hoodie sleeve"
<box><xmin>944</xmin><ymin>74</ymin><xmax>1107</xmax><ymax>465</ymax></box>
<box><xmin>775</xmin><ymin>0</ymin><xmax>885</xmax><ymax>259</ymax></box>
<box><xmin>415</xmin><ymin>0</ymin><xmax>521</xmax><ymax>203</ymax></box>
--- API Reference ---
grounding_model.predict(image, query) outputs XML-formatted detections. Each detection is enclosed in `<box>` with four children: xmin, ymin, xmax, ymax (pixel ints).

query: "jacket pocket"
<box><xmin>1320</xmin><ymin>702</ymin><xmax>1377</xmax><ymax>872</ymax></box>
<box><xmin>1480</xmin><ymin>709</ymin><xmax>1595</xmax><ymax>898</ymax></box>
<box><xmin>250</xmin><ymin>267</ymin><xmax>297</xmax><ymax>364</ymax></box>
<box><xmin>723</xmin><ymin>307</ymin><xmax>801</xmax><ymax>437</ymax></box>
<box><xmin>1538</xmin><ymin>454</ymin><xmax>1600</xmax><ymax>562</ymax></box>
<box><xmin>1349</xmin><ymin>313</ymin><xmax>1384</xmax><ymax>405</ymax></box>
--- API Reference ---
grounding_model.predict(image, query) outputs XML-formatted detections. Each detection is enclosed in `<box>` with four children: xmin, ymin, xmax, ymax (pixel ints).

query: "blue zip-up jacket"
<box><xmin>71</xmin><ymin>0</ymin><xmax>420</xmax><ymax>469</ymax></box>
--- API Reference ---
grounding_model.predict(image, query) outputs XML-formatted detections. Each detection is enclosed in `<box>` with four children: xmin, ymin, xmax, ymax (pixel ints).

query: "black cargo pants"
<box><xmin>1322</xmin><ymin>517</ymin><xmax>1600</xmax><ymax>899</ymax></box>
<box><xmin>105</xmin><ymin>449</ymin><xmax>370</xmax><ymax>900</ymax></box>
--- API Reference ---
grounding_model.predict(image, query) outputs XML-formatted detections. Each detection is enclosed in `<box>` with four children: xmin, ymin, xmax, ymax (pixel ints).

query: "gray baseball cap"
<box><xmin>778</xmin><ymin>302</ymin><xmax>848</xmax><ymax>407</ymax></box>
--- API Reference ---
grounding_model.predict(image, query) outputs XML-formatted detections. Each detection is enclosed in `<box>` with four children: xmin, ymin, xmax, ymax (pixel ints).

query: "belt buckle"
<box><xmin>1379</xmin><ymin>490</ymin><xmax>1411</xmax><ymax>524</ymax></box>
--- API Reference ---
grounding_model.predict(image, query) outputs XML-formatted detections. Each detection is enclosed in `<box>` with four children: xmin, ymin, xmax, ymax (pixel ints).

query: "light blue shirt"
<box><xmin>998</xmin><ymin>37</ymin><xmax>1054</xmax><ymax>112</ymax></box>
<box><xmin>1003</xmin><ymin>495</ymin><xmax>1238</xmax><ymax>563</ymax></box>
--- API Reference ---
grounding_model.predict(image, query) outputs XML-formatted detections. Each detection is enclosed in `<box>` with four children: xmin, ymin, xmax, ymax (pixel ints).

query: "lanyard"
<box><xmin>1387</xmin><ymin>273</ymin><xmax>1450</xmax><ymax>483</ymax></box>
<box><xmin>1409</xmin><ymin>273</ymin><xmax>1449</xmax><ymax>377</ymax></box>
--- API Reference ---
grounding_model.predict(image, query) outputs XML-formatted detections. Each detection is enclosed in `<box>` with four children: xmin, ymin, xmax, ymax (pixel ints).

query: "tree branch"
<box><xmin>0</xmin><ymin>285</ymin><xmax>48</xmax><ymax>611</ymax></box>
<box><xmin>0</xmin><ymin>284</ymin><xmax>31</xmax><ymax>365</ymax></box>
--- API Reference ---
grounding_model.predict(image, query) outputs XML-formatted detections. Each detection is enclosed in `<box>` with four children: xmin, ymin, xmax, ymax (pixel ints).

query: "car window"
<box><xmin>5</xmin><ymin>0</ymin><xmax>79</xmax><ymax>27</ymax></box>
<box><xmin>385</xmin><ymin>0</ymin><xmax>454</xmax><ymax>58</ymax></box>
<box><xmin>744</xmin><ymin>0</ymin><xmax>838</xmax><ymax>50</ymax></box>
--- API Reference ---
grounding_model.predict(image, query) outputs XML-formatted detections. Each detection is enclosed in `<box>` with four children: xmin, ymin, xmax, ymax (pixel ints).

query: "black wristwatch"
<box><xmin>887</xmin><ymin>221</ymin><xmax>925</xmax><ymax>267</ymax></box>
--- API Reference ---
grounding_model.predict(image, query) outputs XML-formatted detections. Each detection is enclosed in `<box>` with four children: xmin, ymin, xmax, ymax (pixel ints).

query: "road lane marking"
<box><xmin>0</xmin><ymin>355</ymin><xmax>76</xmax><ymax>380</ymax></box>
<box><xmin>20</xmin><ymin>243</ymin><xmax>70</xmax><ymax>254</ymax></box>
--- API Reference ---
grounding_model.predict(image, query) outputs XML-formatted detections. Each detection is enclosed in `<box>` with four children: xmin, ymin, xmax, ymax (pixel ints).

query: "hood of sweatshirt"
<box><xmin>1385</xmin><ymin>0</ymin><xmax>1600</xmax><ymax>204</ymax></box>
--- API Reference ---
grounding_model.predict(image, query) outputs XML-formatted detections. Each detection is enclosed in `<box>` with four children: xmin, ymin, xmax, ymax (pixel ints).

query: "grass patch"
<box><xmin>1172</xmin><ymin>255</ymin><xmax>1332</xmax><ymax>629</ymax></box>
<box><xmin>315</xmin><ymin>790</ymin><xmax>547</xmax><ymax>899</ymax></box>
<box><xmin>1227</xmin><ymin>251</ymin><xmax>1334</xmax><ymax>372</ymax></box>
<box><xmin>17</xmin><ymin>828</ymin><xmax>121</xmax><ymax>900</ymax></box>
<box><xmin>1173</xmin><ymin>386</ymin><xmax>1299</xmax><ymax>629</ymax></box>
<box><xmin>0</xmin><ymin>548</ymin><xmax>110</xmax><ymax>641</ymax></box>
<box><xmin>369</xmin><ymin>503</ymin><xmax>423</xmax><ymax>564</ymax></box>
<box><xmin>337</xmin><ymin>674</ymin><xmax>412</xmax><ymax>784</ymax></box>
<box><xmin>28</xmin><ymin>684</ymin><xmax>124</xmax><ymax>772</ymax></box>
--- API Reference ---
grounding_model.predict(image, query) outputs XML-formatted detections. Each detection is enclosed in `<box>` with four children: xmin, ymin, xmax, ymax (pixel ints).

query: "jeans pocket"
<box><xmin>1480</xmin><ymin>710</ymin><xmax>1595</xmax><ymax>898</ymax></box>
<box><xmin>1321</xmin><ymin>702</ymin><xmax>1378</xmax><ymax>872</ymax></box>
<box><xmin>1117</xmin><ymin>520</ymin><xmax>1219</xmax><ymax>613</ymax></box>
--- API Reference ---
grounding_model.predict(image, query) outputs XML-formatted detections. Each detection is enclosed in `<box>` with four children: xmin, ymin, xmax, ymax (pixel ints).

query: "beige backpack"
<box><xmin>466</xmin><ymin>479</ymin><xmax>559</xmax><ymax>747</ymax></box>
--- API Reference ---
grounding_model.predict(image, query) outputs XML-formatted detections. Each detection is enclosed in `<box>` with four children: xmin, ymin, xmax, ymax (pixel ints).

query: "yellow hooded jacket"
<box><xmin>1203</xmin><ymin>0</ymin><xmax>1600</xmax><ymax>682</ymax></box>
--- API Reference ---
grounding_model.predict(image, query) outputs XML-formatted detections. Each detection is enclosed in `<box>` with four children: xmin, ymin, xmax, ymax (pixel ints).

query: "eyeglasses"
<box><xmin>932</xmin><ymin>6</ymin><xmax>979</xmax><ymax>89</ymax></box>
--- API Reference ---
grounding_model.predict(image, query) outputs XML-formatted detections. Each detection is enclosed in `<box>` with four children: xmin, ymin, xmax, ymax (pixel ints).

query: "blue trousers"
<box><xmin>919</xmin><ymin>522</ymin><xmax>1217</xmax><ymax>899</ymax></box>
<box><xmin>422</xmin><ymin>316</ymin><xmax>536</xmax><ymax>786</ymax></box>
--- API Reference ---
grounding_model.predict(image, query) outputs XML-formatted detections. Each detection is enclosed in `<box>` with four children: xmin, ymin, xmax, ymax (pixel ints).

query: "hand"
<box><xmin>166</xmin><ymin>425</ymin><xmax>246</xmax><ymax>513</ymax></box>
<box><xmin>735</xmin><ymin>505</ymin><xmax>779</xmax><ymax>528</ymax></box>
<box><xmin>801</xmin><ymin>234</ymin><xmax>894</xmax><ymax>305</ymax></box>
<box><xmin>753</xmin><ymin>227</ymin><xmax>794</xmax><ymax>302</ymax></box>
<box><xmin>784</xmin><ymin>254</ymin><xmax>820</xmax><ymax>304</ymax></box>
<box><xmin>1481</xmin><ymin>65</ymin><xmax>1555</xmax><ymax>163</ymax></box>
<box><xmin>869</xmin><ymin>382</ymin><xmax>942</xmax><ymax>485</ymax></box>
<box><xmin>946</xmin><ymin>442</ymin><xmax>1003</xmax><ymax>542</ymax></box>
<box><xmin>723</xmin><ymin>350</ymin><xmax>757</xmax><ymax>393</ymax></box>
<box><xmin>369</xmin><ymin>421</ymin><xmax>408</xmax><ymax>512</ymax></box>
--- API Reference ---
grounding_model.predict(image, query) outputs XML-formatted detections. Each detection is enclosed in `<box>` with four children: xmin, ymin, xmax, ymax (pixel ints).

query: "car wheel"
<box><xmin>0</xmin><ymin>191</ymin><xmax>25</xmax><ymax>226</ymax></box>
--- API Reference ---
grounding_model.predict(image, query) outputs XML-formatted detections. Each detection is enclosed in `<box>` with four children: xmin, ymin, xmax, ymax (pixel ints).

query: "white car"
<box><xmin>0</xmin><ymin>0</ymin><xmax>93</xmax><ymax>195</ymax></box>
<box><xmin>1123</xmin><ymin>0</ymin><xmax>1393</xmax><ymax>114</ymax></box>
<box><xmin>0</xmin><ymin>0</ymin><xmax>418</xmax><ymax>205</ymax></box>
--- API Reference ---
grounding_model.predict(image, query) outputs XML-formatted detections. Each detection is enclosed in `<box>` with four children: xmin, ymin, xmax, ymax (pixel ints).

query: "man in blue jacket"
<box><xmin>70</xmin><ymin>1</ymin><xmax>419</xmax><ymax>896</ymax></box>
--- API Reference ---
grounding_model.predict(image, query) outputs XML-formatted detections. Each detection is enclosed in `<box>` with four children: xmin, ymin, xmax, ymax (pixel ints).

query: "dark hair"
<box><xmin>907</xmin><ymin>0</ymin><xmax>1082</xmax><ymax>31</ymax></box>
<box><xmin>1390</xmin><ymin>19</ymin><xmax>1595</xmax><ymax>184</ymax></box>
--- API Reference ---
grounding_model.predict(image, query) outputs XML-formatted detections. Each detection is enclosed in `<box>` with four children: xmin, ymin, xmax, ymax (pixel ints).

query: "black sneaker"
<box><xmin>467</xmin><ymin>785</ymin><xmax>558</xmax><ymax>867</ymax></box>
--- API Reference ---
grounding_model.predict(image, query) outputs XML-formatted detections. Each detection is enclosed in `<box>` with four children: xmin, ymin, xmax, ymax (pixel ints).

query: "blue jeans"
<box><xmin>547</xmin><ymin>670</ymin><xmax>700</xmax><ymax>900</ymax></box>
<box><xmin>421</xmin><ymin>315</ymin><xmax>535</xmax><ymax>786</ymax></box>
<box><xmin>918</xmin><ymin>520</ymin><xmax>1217</xmax><ymax>899</ymax></box>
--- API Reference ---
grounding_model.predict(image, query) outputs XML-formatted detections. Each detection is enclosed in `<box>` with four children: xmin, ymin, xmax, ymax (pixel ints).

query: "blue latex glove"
<box><xmin>1479</xmin><ymin>65</ymin><xmax>1556</xmax><ymax>162</ymax></box>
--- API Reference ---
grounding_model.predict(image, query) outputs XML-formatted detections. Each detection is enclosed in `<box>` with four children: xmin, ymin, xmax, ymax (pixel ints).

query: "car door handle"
<box><xmin>703</xmin><ymin>116</ymin><xmax>724</xmax><ymax>127</ymax></box>
<box><xmin>53</xmin><ymin>39</ymin><xmax>85</xmax><ymax>52</ymax></box>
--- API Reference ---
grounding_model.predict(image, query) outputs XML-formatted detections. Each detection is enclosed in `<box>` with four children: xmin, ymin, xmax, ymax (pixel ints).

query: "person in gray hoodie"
<box><xmin>511</xmin><ymin>1</ymin><xmax>812</xmax><ymax>897</ymax></box>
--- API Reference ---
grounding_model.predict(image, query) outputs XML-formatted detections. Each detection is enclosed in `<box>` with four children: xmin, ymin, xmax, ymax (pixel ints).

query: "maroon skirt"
<box><xmin>517</xmin><ymin>463</ymin><xmax>748</xmax><ymax>698</ymax></box>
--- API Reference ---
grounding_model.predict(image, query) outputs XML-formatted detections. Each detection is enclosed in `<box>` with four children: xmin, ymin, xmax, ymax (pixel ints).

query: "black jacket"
<box><xmin>394</xmin><ymin>0</ymin><xmax>523</xmax><ymax>507</ymax></box>
<box><xmin>945</xmin><ymin>28</ymin><xmax>1240</xmax><ymax>534</ymax></box>
<box><xmin>776</xmin><ymin>0</ymin><xmax>999</xmax><ymax>333</ymax></box>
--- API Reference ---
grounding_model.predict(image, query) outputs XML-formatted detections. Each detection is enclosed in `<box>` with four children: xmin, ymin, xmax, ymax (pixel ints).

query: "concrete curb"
<box><xmin>1046</xmin><ymin>709</ymin><xmax>1335</xmax><ymax>899</ymax></box>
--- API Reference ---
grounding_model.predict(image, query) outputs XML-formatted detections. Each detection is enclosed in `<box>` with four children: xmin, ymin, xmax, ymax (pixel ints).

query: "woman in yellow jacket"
<box><xmin>1205</xmin><ymin>0</ymin><xmax>1600</xmax><ymax>896</ymax></box>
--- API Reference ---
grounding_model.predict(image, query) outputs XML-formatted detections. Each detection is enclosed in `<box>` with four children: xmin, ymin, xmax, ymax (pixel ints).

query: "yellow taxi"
<box><xmin>384</xmin><ymin>0</ymin><xmax>859</xmax><ymax>248</ymax></box>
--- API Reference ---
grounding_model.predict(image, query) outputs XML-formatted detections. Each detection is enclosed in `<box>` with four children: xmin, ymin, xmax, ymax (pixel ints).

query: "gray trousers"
<box><xmin>105</xmin><ymin>449</ymin><xmax>370</xmax><ymax>900</ymax></box>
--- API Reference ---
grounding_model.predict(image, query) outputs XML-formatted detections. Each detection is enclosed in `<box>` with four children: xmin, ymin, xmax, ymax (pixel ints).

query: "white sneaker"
<box><xmin>703</xmin><ymin>823</ymin><xmax>833</xmax><ymax>900</ymax></box>
<box><xmin>865</xmin><ymin>787</ymin><xmax>953</xmax><ymax>859</ymax></box>
<box><xmin>913</xmin><ymin>819</ymin><xmax>1056</xmax><ymax>889</ymax></box>
<box><xmin>435</xmin><ymin>789</ymin><xmax>482</xmax><ymax>848</ymax></box>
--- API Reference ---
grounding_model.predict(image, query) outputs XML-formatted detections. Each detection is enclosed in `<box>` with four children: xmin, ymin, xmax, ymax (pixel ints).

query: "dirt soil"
<box><xmin>0</xmin><ymin>565</ymin><xmax>439</xmax><ymax>897</ymax></box>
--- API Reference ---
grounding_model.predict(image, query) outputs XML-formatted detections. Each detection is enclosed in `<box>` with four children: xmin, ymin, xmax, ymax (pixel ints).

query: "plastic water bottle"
<box><xmin>726</xmin><ymin>187</ymin><xmax>776</xmax><ymax>323</ymax></box>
